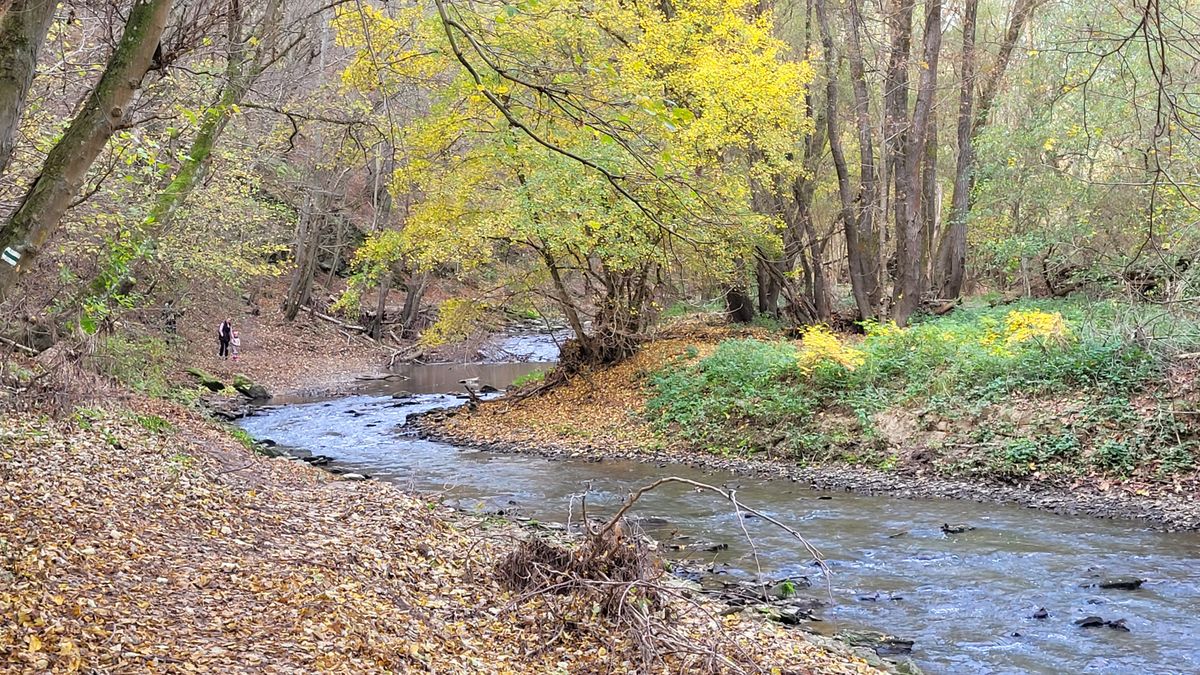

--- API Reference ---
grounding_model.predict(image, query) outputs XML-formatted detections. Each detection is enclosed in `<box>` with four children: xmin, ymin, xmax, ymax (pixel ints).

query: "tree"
<box><xmin>934</xmin><ymin>0</ymin><xmax>1039</xmax><ymax>298</ymax></box>
<box><xmin>893</xmin><ymin>0</ymin><xmax>941</xmax><ymax>325</ymax></box>
<box><xmin>0</xmin><ymin>0</ymin><xmax>58</xmax><ymax>178</ymax></box>
<box><xmin>334</xmin><ymin>0</ymin><xmax>812</xmax><ymax>363</ymax></box>
<box><xmin>0</xmin><ymin>0</ymin><xmax>174</xmax><ymax>298</ymax></box>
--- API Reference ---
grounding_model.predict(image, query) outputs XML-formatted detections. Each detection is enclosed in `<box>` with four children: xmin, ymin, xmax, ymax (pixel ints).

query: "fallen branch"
<box><xmin>596</xmin><ymin>477</ymin><xmax>826</xmax><ymax>575</ymax></box>
<box><xmin>303</xmin><ymin>306</ymin><xmax>366</xmax><ymax>332</ymax></box>
<box><xmin>389</xmin><ymin>343</ymin><xmax>424</xmax><ymax>368</ymax></box>
<box><xmin>0</xmin><ymin>335</ymin><xmax>38</xmax><ymax>355</ymax></box>
<box><xmin>496</xmin><ymin>476</ymin><xmax>830</xmax><ymax>673</ymax></box>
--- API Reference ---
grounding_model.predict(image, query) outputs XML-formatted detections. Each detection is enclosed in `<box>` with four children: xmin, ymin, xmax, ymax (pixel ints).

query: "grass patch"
<box><xmin>136</xmin><ymin>413</ymin><xmax>174</xmax><ymax>434</ymax></box>
<box><xmin>511</xmin><ymin>369</ymin><xmax>548</xmax><ymax>389</ymax></box>
<box><xmin>227</xmin><ymin>427</ymin><xmax>259</xmax><ymax>452</ymax></box>
<box><xmin>644</xmin><ymin>299</ymin><xmax>1194</xmax><ymax>479</ymax></box>
<box><xmin>96</xmin><ymin>335</ymin><xmax>174</xmax><ymax>397</ymax></box>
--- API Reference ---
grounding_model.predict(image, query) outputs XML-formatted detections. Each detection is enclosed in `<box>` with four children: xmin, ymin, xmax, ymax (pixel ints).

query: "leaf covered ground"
<box><xmin>436</xmin><ymin>322</ymin><xmax>756</xmax><ymax>454</ymax></box>
<box><xmin>0</xmin><ymin>394</ymin><xmax>880</xmax><ymax>674</ymax></box>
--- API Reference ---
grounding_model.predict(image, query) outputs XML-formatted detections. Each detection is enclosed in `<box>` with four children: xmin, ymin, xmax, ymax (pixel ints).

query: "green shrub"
<box><xmin>644</xmin><ymin>299</ymin><xmax>1173</xmax><ymax>470</ymax></box>
<box><xmin>1092</xmin><ymin>438</ymin><xmax>1137</xmax><ymax>475</ymax></box>
<box><xmin>96</xmin><ymin>335</ymin><xmax>174</xmax><ymax>396</ymax></box>
<box><xmin>646</xmin><ymin>339</ymin><xmax>815</xmax><ymax>454</ymax></box>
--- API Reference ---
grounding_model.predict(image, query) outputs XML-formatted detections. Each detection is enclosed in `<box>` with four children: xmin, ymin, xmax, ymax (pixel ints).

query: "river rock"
<box><xmin>941</xmin><ymin>523</ymin><xmax>975</xmax><ymax>534</ymax></box>
<box><xmin>767</xmin><ymin>578</ymin><xmax>810</xmax><ymax>599</ymax></box>
<box><xmin>668</xmin><ymin>541</ymin><xmax>728</xmax><ymax>553</ymax></box>
<box><xmin>836</xmin><ymin>630</ymin><xmax>915</xmax><ymax>657</ymax></box>
<box><xmin>1106</xmin><ymin>618</ymin><xmax>1131</xmax><ymax>632</ymax></box>
<box><xmin>231</xmin><ymin>374</ymin><xmax>271</xmax><ymax>400</ymax></box>
<box><xmin>1032</xmin><ymin>607</ymin><xmax>1050</xmax><ymax>619</ymax></box>
<box><xmin>773</xmin><ymin>605</ymin><xmax>815</xmax><ymax>625</ymax></box>
<box><xmin>1094</xmin><ymin>577</ymin><xmax>1146</xmax><ymax>591</ymax></box>
<box><xmin>186</xmin><ymin>367</ymin><xmax>226</xmax><ymax>392</ymax></box>
<box><xmin>633</xmin><ymin>516</ymin><xmax>670</xmax><ymax>525</ymax></box>
<box><xmin>342</xmin><ymin>473</ymin><xmax>368</xmax><ymax>481</ymax></box>
<box><xmin>1075</xmin><ymin>616</ymin><xmax>1106</xmax><ymax>628</ymax></box>
<box><xmin>201</xmin><ymin>395</ymin><xmax>250</xmax><ymax>421</ymax></box>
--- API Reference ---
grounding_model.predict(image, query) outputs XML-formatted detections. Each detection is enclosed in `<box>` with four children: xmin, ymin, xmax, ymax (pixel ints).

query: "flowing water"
<box><xmin>239</xmin><ymin>342</ymin><xmax>1200</xmax><ymax>674</ymax></box>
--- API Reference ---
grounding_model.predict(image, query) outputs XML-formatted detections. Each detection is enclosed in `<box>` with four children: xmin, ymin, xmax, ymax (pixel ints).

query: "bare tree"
<box><xmin>935</xmin><ymin>0</ymin><xmax>1040</xmax><ymax>298</ymax></box>
<box><xmin>894</xmin><ymin>0</ymin><xmax>942</xmax><ymax>324</ymax></box>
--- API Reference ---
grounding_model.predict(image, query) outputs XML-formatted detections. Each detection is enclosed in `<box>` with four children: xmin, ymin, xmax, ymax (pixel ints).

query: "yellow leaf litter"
<box><xmin>0</xmin><ymin>397</ymin><xmax>881</xmax><ymax>674</ymax></box>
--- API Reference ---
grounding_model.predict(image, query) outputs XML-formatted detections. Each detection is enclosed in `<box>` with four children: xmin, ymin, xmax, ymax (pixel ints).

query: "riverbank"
<box><xmin>420</xmin><ymin>304</ymin><xmax>1200</xmax><ymax>530</ymax></box>
<box><xmin>0</xmin><ymin>395</ymin><xmax>883</xmax><ymax>673</ymax></box>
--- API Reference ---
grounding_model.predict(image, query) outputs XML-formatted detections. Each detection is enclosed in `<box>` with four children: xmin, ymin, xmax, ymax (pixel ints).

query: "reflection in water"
<box><xmin>389</xmin><ymin>362</ymin><xmax>549</xmax><ymax>396</ymax></box>
<box><xmin>476</xmin><ymin>332</ymin><xmax>570</xmax><ymax>363</ymax></box>
<box><xmin>241</xmin><ymin>387</ymin><xmax>1200</xmax><ymax>675</ymax></box>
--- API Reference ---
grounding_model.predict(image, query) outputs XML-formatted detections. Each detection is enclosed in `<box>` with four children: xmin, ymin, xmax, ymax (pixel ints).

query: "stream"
<box><xmin>240</xmin><ymin>338</ymin><xmax>1200</xmax><ymax>674</ymax></box>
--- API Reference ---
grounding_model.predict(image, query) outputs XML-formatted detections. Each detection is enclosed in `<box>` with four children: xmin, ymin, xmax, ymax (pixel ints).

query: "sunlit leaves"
<box><xmin>335</xmin><ymin>0</ymin><xmax>814</xmax><ymax>323</ymax></box>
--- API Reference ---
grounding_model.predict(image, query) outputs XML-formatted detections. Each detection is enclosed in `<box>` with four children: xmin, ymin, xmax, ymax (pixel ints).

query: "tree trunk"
<box><xmin>893</xmin><ymin>0</ymin><xmax>941</xmax><ymax>325</ymax></box>
<box><xmin>936</xmin><ymin>0</ymin><xmax>1038</xmax><ymax>298</ymax></box>
<box><xmin>844</xmin><ymin>0</ymin><xmax>882</xmax><ymax>317</ymax></box>
<box><xmin>816</xmin><ymin>0</ymin><xmax>878</xmax><ymax>321</ymax></box>
<box><xmin>398</xmin><ymin>271</ymin><xmax>429</xmax><ymax>338</ymax></box>
<box><xmin>883</xmin><ymin>0</ymin><xmax>914</xmax><ymax>302</ymax></box>
<box><xmin>143</xmin><ymin>0</ymin><xmax>285</xmax><ymax>240</ymax></box>
<box><xmin>367</xmin><ymin>268</ymin><xmax>391</xmax><ymax>339</ymax></box>
<box><xmin>920</xmin><ymin>115</ymin><xmax>939</xmax><ymax>290</ymax></box>
<box><xmin>936</xmin><ymin>0</ymin><xmax>976</xmax><ymax>299</ymax></box>
<box><xmin>283</xmin><ymin>190</ymin><xmax>325</xmax><ymax>321</ymax></box>
<box><xmin>725</xmin><ymin>284</ymin><xmax>755</xmax><ymax>324</ymax></box>
<box><xmin>0</xmin><ymin>0</ymin><xmax>57</xmax><ymax>179</ymax></box>
<box><xmin>0</xmin><ymin>0</ymin><xmax>172</xmax><ymax>298</ymax></box>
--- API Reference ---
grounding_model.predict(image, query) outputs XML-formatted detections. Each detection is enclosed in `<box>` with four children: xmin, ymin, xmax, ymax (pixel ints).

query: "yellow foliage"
<box><xmin>862</xmin><ymin>320</ymin><xmax>903</xmax><ymax>338</ymax></box>
<box><xmin>796</xmin><ymin>325</ymin><xmax>866</xmax><ymax>374</ymax></box>
<box><xmin>979</xmin><ymin>310</ymin><xmax>1072</xmax><ymax>355</ymax></box>
<box><xmin>1003</xmin><ymin>310</ymin><xmax>1072</xmax><ymax>346</ymax></box>
<box><xmin>419</xmin><ymin>298</ymin><xmax>488</xmax><ymax>348</ymax></box>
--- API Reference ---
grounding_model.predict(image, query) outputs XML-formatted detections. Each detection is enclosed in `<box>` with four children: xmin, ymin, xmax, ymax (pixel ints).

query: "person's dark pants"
<box><xmin>219</xmin><ymin>339</ymin><xmax>230</xmax><ymax>358</ymax></box>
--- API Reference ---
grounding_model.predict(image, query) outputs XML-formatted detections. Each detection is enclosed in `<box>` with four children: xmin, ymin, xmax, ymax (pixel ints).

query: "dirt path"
<box><xmin>176</xmin><ymin>297</ymin><xmax>393</xmax><ymax>398</ymax></box>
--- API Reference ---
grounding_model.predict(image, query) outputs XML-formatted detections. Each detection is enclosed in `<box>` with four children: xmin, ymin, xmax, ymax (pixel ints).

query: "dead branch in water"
<box><xmin>495</xmin><ymin>476</ymin><xmax>828</xmax><ymax>673</ymax></box>
<box><xmin>596</xmin><ymin>476</ymin><xmax>828</xmax><ymax>578</ymax></box>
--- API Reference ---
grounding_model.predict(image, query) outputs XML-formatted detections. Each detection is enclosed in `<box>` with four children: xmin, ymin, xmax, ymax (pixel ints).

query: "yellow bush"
<box><xmin>863</xmin><ymin>319</ymin><xmax>904</xmax><ymax>338</ymax></box>
<box><xmin>1003</xmin><ymin>310</ymin><xmax>1072</xmax><ymax>345</ymax></box>
<box><xmin>980</xmin><ymin>310</ymin><xmax>1072</xmax><ymax>356</ymax></box>
<box><xmin>796</xmin><ymin>325</ymin><xmax>866</xmax><ymax>373</ymax></box>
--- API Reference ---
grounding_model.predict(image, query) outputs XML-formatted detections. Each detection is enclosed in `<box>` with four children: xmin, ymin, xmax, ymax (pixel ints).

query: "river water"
<box><xmin>240</xmin><ymin>347</ymin><xmax>1200</xmax><ymax>674</ymax></box>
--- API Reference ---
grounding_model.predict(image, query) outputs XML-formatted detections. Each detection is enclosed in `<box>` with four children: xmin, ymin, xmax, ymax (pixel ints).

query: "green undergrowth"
<box><xmin>645</xmin><ymin>299</ymin><xmax>1200</xmax><ymax>481</ymax></box>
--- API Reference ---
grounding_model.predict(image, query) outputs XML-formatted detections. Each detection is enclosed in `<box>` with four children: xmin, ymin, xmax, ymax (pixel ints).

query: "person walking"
<box><xmin>231</xmin><ymin>330</ymin><xmax>241</xmax><ymax>361</ymax></box>
<box><xmin>218</xmin><ymin>318</ymin><xmax>232</xmax><ymax>359</ymax></box>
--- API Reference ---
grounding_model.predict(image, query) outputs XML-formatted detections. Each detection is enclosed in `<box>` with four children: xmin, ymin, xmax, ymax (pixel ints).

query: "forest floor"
<box><xmin>0</xmin><ymin>388</ymin><xmax>885</xmax><ymax>674</ymax></box>
<box><xmin>169</xmin><ymin>281</ymin><xmax>395</xmax><ymax>398</ymax></box>
<box><xmin>422</xmin><ymin>305</ymin><xmax>1200</xmax><ymax>530</ymax></box>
